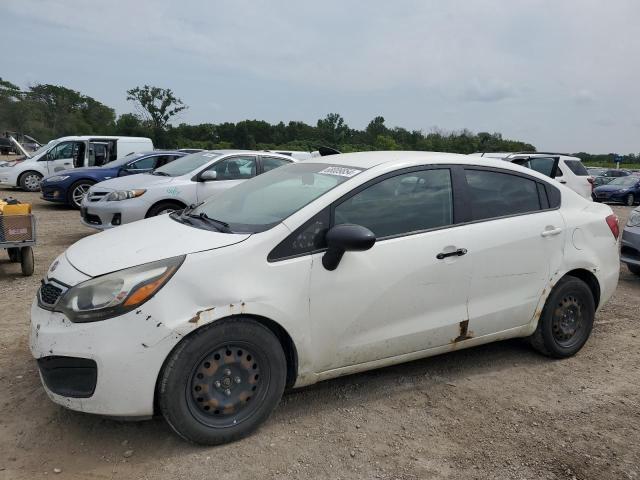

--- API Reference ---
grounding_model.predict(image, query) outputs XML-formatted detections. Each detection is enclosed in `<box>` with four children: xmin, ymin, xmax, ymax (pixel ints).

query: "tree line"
<box><xmin>2</xmin><ymin>77</ymin><xmax>635</xmax><ymax>163</ymax></box>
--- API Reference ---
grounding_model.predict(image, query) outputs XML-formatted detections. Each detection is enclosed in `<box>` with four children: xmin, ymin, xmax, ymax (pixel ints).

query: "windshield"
<box><xmin>31</xmin><ymin>140</ymin><xmax>58</xmax><ymax>158</ymax></box>
<box><xmin>104</xmin><ymin>151</ymin><xmax>145</xmax><ymax>166</ymax></box>
<box><xmin>188</xmin><ymin>163</ymin><xmax>363</xmax><ymax>233</ymax></box>
<box><xmin>153</xmin><ymin>151</ymin><xmax>221</xmax><ymax>177</ymax></box>
<box><xmin>609</xmin><ymin>176</ymin><xmax>638</xmax><ymax>187</ymax></box>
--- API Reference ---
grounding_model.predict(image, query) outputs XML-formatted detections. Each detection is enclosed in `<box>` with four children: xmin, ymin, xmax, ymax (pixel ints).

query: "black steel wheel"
<box><xmin>159</xmin><ymin>318</ymin><xmax>286</xmax><ymax>445</ymax></box>
<box><xmin>529</xmin><ymin>276</ymin><xmax>595</xmax><ymax>358</ymax></box>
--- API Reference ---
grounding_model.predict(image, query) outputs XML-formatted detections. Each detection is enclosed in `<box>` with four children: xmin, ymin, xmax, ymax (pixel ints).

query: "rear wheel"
<box><xmin>146</xmin><ymin>201</ymin><xmax>185</xmax><ymax>218</ymax></box>
<box><xmin>529</xmin><ymin>276</ymin><xmax>595</xmax><ymax>358</ymax></box>
<box><xmin>19</xmin><ymin>171</ymin><xmax>43</xmax><ymax>192</ymax></box>
<box><xmin>628</xmin><ymin>264</ymin><xmax>640</xmax><ymax>276</ymax></box>
<box><xmin>159</xmin><ymin>318</ymin><xmax>286</xmax><ymax>445</ymax></box>
<box><xmin>20</xmin><ymin>246</ymin><xmax>34</xmax><ymax>276</ymax></box>
<box><xmin>68</xmin><ymin>180</ymin><xmax>95</xmax><ymax>209</ymax></box>
<box><xmin>7</xmin><ymin>247</ymin><xmax>19</xmax><ymax>262</ymax></box>
<box><xmin>626</xmin><ymin>193</ymin><xmax>635</xmax><ymax>206</ymax></box>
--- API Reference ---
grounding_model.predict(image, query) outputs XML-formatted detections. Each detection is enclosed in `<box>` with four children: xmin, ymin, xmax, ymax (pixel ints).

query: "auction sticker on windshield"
<box><xmin>318</xmin><ymin>166</ymin><xmax>362</xmax><ymax>178</ymax></box>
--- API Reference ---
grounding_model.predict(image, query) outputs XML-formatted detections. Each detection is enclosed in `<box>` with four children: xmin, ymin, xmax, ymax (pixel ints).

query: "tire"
<box><xmin>159</xmin><ymin>318</ymin><xmax>287</xmax><ymax>445</ymax></box>
<box><xmin>146</xmin><ymin>201</ymin><xmax>185</xmax><ymax>218</ymax></box>
<box><xmin>628</xmin><ymin>264</ymin><xmax>640</xmax><ymax>276</ymax></box>
<box><xmin>20</xmin><ymin>246</ymin><xmax>34</xmax><ymax>276</ymax></box>
<box><xmin>7</xmin><ymin>247</ymin><xmax>19</xmax><ymax>263</ymax></box>
<box><xmin>19</xmin><ymin>171</ymin><xmax>43</xmax><ymax>192</ymax></box>
<box><xmin>626</xmin><ymin>193</ymin><xmax>635</xmax><ymax>207</ymax></box>
<box><xmin>67</xmin><ymin>180</ymin><xmax>95</xmax><ymax>209</ymax></box>
<box><xmin>529</xmin><ymin>276</ymin><xmax>595</xmax><ymax>358</ymax></box>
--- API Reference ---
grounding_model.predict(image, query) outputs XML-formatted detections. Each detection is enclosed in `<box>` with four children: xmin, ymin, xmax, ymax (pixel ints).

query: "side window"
<box><xmin>334</xmin><ymin>169</ymin><xmax>453</xmax><ymax>238</ymax></box>
<box><xmin>208</xmin><ymin>156</ymin><xmax>257</xmax><ymax>180</ymax></box>
<box><xmin>156</xmin><ymin>155</ymin><xmax>180</xmax><ymax>167</ymax></box>
<box><xmin>268</xmin><ymin>209</ymin><xmax>330</xmax><ymax>261</ymax></box>
<box><xmin>512</xmin><ymin>157</ymin><xmax>558</xmax><ymax>178</ymax></box>
<box><xmin>465</xmin><ymin>169</ymin><xmax>541</xmax><ymax>221</ymax></box>
<box><xmin>262</xmin><ymin>156</ymin><xmax>292</xmax><ymax>173</ymax></box>
<box><xmin>128</xmin><ymin>155</ymin><xmax>158</xmax><ymax>170</ymax></box>
<box><xmin>46</xmin><ymin>142</ymin><xmax>74</xmax><ymax>161</ymax></box>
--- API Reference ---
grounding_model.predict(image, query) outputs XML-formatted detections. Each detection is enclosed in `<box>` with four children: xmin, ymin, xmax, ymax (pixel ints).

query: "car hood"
<box><xmin>45</xmin><ymin>166</ymin><xmax>118</xmax><ymax>180</ymax></box>
<box><xmin>595</xmin><ymin>184</ymin><xmax>629</xmax><ymax>193</ymax></box>
<box><xmin>92</xmin><ymin>172</ymin><xmax>177</xmax><ymax>191</ymax></box>
<box><xmin>65</xmin><ymin>214</ymin><xmax>250</xmax><ymax>277</ymax></box>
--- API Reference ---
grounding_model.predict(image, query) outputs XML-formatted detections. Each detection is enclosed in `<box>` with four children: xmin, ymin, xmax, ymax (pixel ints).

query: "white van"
<box><xmin>0</xmin><ymin>136</ymin><xmax>153</xmax><ymax>191</ymax></box>
<box><xmin>472</xmin><ymin>152</ymin><xmax>592</xmax><ymax>200</ymax></box>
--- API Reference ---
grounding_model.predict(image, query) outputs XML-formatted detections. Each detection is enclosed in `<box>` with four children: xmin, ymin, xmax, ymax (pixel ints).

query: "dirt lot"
<box><xmin>0</xmin><ymin>185</ymin><xmax>638</xmax><ymax>480</ymax></box>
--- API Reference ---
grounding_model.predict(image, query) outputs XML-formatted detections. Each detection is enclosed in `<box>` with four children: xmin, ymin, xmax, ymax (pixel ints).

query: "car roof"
<box><xmin>307</xmin><ymin>150</ymin><xmax>527</xmax><ymax>172</ymax></box>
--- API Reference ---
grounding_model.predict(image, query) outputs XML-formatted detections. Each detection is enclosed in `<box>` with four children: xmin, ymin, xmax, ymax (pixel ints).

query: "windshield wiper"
<box><xmin>186</xmin><ymin>212</ymin><xmax>232</xmax><ymax>233</ymax></box>
<box><xmin>152</xmin><ymin>171</ymin><xmax>171</xmax><ymax>176</ymax></box>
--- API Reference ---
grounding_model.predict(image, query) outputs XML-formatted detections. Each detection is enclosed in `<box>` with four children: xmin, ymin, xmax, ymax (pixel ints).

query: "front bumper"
<box><xmin>30</xmin><ymin>299</ymin><xmax>180</xmax><ymax>417</ymax></box>
<box><xmin>79</xmin><ymin>200</ymin><xmax>147</xmax><ymax>230</ymax></box>
<box><xmin>0</xmin><ymin>169</ymin><xmax>18</xmax><ymax>186</ymax></box>
<box><xmin>41</xmin><ymin>185</ymin><xmax>68</xmax><ymax>204</ymax></box>
<box><xmin>621</xmin><ymin>226</ymin><xmax>640</xmax><ymax>267</ymax></box>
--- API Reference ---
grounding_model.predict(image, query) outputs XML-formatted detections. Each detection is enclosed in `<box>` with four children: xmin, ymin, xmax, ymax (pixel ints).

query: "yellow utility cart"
<box><xmin>0</xmin><ymin>201</ymin><xmax>35</xmax><ymax>276</ymax></box>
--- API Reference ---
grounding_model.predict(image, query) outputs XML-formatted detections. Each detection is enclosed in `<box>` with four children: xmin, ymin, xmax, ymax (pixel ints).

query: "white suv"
<box><xmin>472</xmin><ymin>152</ymin><xmax>592</xmax><ymax>200</ymax></box>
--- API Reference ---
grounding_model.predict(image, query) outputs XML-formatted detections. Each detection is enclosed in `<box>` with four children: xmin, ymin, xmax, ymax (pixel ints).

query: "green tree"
<box><xmin>126</xmin><ymin>85</ymin><xmax>187</xmax><ymax>130</ymax></box>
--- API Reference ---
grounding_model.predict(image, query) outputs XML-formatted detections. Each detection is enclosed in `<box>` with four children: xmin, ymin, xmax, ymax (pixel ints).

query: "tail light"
<box><xmin>587</xmin><ymin>176</ymin><xmax>595</xmax><ymax>191</ymax></box>
<box><xmin>606</xmin><ymin>214</ymin><xmax>619</xmax><ymax>240</ymax></box>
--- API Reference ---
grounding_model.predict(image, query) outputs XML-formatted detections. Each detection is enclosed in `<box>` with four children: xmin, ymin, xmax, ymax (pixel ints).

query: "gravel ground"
<box><xmin>0</xmin><ymin>184</ymin><xmax>638</xmax><ymax>480</ymax></box>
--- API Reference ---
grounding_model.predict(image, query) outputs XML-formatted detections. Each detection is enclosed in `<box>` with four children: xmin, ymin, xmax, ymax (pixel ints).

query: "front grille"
<box><xmin>39</xmin><ymin>282</ymin><xmax>63</xmax><ymax>307</ymax></box>
<box><xmin>88</xmin><ymin>191</ymin><xmax>109</xmax><ymax>202</ymax></box>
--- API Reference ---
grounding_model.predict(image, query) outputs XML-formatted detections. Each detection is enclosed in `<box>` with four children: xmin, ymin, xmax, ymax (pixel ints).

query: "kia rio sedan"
<box><xmin>31</xmin><ymin>152</ymin><xmax>620</xmax><ymax>445</ymax></box>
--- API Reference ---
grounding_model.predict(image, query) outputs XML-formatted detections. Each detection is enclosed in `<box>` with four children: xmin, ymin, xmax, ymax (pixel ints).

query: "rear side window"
<box><xmin>262</xmin><ymin>156</ymin><xmax>292</xmax><ymax>173</ymax></box>
<box><xmin>465</xmin><ymin>169</ymin><xmax>541</xmax><ymax>221</ymax></box>
<box><xmin>334</xmin><ymin>169</ymin><xmax>453</xmax><ymax>238</ymax></box>
<box><xmin>268</xmin><ymin>209</ymin><xmax>330</xmax><ymax>261</ymax></box>
<box><xmin>563</xmin><ymin>160</ymin><xmax>589</xmax><ymax>176</ymax></box>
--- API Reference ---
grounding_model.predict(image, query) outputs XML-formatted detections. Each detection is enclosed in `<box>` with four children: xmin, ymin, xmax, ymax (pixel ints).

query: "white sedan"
<box><xmin>31</xmin><ymin>151</ymin><xmax>619</xmax><ymax>445</ymax></box>
<box><xmin>79</xmin><ymin>150</ymin><xmax>295</xmax><ymax>229</ymax></box>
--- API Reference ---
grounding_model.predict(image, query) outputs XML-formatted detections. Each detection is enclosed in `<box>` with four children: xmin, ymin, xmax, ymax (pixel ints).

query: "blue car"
<box><xmin>40</xmin><ymin>150</ymin><xmax>186</xmax><ymax>209</ymax></box>
<box><xmin>593</xmin><ymin>175</ymin><xmax>640</xmax><ymax>206</ymax></box>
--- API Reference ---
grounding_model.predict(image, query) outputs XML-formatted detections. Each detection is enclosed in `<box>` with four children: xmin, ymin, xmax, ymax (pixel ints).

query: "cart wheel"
<box><xmin>7</xmin><ymin>248</ymin><xmax>20</xmax><ymax>263</ymax></box>
<box><xmin>20</xmin><ymin>247</ymin><xmax>34</xmax><ymax>276</ymax></box>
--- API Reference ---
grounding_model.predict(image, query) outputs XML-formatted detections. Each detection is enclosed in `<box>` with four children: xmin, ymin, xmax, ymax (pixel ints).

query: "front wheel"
<box><xmin>68</xmin><ymin>180</ymin><xmax>95</xmax><ymax>209</ymax></box>
<box><xmin>159</xmin><ymin>318</ymin><xmax>287</xmax><ymax>445</ymax></box>
<box><xmin>529</xmin><ymin>276</ymin><xmax>595</xmax><ymax>358</ymax></box>
<box><xmin>19</xmin><ymin>171</ymin><xmax>43</xmax><ymax>192</ymax></box>
<box><xmin>146</xmin><ymin>201</ymin><xmax>185</xmax><ymax>218</ymax></box>
<box><xmin>626</xmin><ymin>193</ymin><xmax>635</xmax><ymax>207</ymax></box>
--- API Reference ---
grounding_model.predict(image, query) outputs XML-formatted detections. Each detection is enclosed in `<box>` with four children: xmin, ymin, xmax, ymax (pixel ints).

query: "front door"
<box><xmin>196</xmin><ymin>155</ymin><xmax>257</xmax><ymax>203</ymax></box>
<box><xmin>308</xmin><ymin>168</ymin><xmax>470</xmax><ymax>372</ymax></box>
<box><xmin>461</xmin><ymin>167</ymin><xmax>566</xmax><ymax>337</ymax></box>
<box><xmin>45</xmin><ymin>141</ymin><xmax>84</xmax><ymax>174</ymax></box>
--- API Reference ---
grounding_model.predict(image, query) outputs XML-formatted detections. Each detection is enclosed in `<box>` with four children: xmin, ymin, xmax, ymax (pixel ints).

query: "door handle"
<box><xmin>436</xmin><ymin>248</ymin><xmax>467</xmax><ymax>260</ymax></box>
<box><xmin>63</xmin><ymin>162</ymin><xmax>71</xmax><ymax>165</ymax></box>
<box><xmin>541</xmin><ymin>227</ymin><xmax>562</xmax><ymax>237</ymax></box>
<box><xmin>558</xmin><ymin>179</ymin><xmax>567</xmax><ymax>184</ymax></box>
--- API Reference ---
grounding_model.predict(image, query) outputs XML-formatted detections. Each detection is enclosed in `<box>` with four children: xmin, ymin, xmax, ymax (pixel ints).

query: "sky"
<box><xmin>2</xmin><ymin>0</ymin><xmax>639</xmax><ymax>153</ymax></box>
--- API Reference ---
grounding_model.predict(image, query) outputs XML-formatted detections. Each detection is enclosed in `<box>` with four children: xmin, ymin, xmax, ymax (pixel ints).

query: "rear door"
<box><xmin>460</xmin><ymin>167</ymin><xmax>565</xmax><ymax>337</ymax></box>
<box><xmin>195</xmin><ymin>155</ymin><xmax>257</xmax><ymax>202</ymax></box>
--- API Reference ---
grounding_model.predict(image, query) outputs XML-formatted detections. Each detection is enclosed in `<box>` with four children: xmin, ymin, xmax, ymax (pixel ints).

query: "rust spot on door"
<box><xmin>452</xmin><ymin>320</ymin><xmax>473</xmax><ymax>343</ymax></box>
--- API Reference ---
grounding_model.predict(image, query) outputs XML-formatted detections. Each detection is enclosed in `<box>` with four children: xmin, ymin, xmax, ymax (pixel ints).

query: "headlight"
<box><xmin>628</xmin><ymin>210</ymin><xmax>640</xmax><ymax>227</ymax></box>
<box><xmin>106</xmin><ymin>189</ymin><xmax>146</xmax><ymax>201</ymax></box>
<box><xmin>56</xmin><ymin>255</ymin><xmax>184</xmax><ymax>322</ymax></box>
<box><xmin>45</xmin><ymin>175</ymin><xmax>70</xmax><ymax>183</ymax></box>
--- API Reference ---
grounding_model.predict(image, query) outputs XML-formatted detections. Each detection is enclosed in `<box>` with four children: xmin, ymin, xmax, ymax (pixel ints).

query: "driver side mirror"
<box><xmin>200</xmin><ymin>170</ymin><xmax>217</xmax><ymax>181</ymax></box>
<box><xmin>322</xmin><ymin>224</ymin><xmax>376</xmax><ymax>271</ymax></box>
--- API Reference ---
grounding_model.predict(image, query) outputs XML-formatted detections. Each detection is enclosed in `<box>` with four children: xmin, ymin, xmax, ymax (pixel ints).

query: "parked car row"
<box><xmin>30</xmin><ymin>150</ymin><xmax>621</xmax><ymax>445</ymax></box>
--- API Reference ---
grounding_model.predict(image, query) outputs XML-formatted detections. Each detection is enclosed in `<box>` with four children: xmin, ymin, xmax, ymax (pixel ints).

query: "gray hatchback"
<box><xmin>621</xmin><ymin>207</ymin><xmax>640</xmax><ymax>275</ymax></box>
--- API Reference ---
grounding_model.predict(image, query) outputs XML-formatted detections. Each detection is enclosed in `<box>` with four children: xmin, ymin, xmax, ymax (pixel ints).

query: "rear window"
<box><xmin>563</xmin><ymin>160</ymin><xmax>589</xmax><ymax>176</ymax></box>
